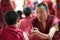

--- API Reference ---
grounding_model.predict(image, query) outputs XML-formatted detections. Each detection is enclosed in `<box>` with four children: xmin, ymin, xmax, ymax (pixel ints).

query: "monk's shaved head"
<box><xmin>37</xmin><ymin>3</ymin><xmax>48</xmax><ymax>12</ymax></box>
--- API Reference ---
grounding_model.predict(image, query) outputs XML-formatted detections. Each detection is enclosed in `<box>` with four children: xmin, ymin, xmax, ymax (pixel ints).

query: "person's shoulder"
<box><xmin>49</xmin><ymin>15</ymin><xmax>59</xmax><ymax>26</ymax></box>
<box><xmin>6</xmin><ymin>26</ymin><xmax>25</xmax><ymax>40</ymax></box>
<box><xmin>48</xmin><ymin>15</ymin><xmax>57</xmax><ymax>18</ymax></box>
<box><xmin>48</xmin><ymin>15</ymin><xmax>58</xmax><ymax>20</ymax></box>
<box><xmin>20</xmin><ymin>19</ymin><xmax>26</xmax><ymax>23</ymax></box>
<box><xmin>50</xmin><ymin>15</ymin><xmax>59</xmax><ymax>21</ymax></box>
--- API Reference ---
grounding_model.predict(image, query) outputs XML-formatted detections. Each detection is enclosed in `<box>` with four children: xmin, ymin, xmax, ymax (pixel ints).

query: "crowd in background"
<box><xmin>0</xmin><ymin>0</ymin><xmax>60</xmax><ymax>40</ymax></box>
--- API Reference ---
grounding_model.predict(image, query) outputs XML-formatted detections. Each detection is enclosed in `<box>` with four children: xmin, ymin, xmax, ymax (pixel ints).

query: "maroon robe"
<box><xmin>1</xmin><ymin>0</ymin><xmax>13</xmax><ymax>13</ymax></box>
<box><xmin>28</xmin><ymin>0</ymin><xmax>34</xmax><ymax>9</ymax></box>
<box><xmin>20</xmin><ymin>16</ymin><xmax>34</xmax><ymax>40</ymax></box>
<box><xmin>52</xmin><ymin>21</ymin><xmax>60</xmax><ymax>40</ymax></box>
<box><xmin>1</xmin><ymin>0</ymin><xmax>15</xmax><ymax>27</ymax></box>
<box><xmin>0</xmin><ymin>4</ymin><xmax>3</xmax><ymax>29</ymax></box>
<box><xmin>0</xmin><ymin>28</ymin><xmax>3</xmax><ymax>40</ymax></box>
<box><xmin>42</xmin><ymin>1</ymin><xmax>55</xmax><ymax>15</ymax></box>
<box><xmin>0</xmin><ymin>11</ymin><xmax>3</xmax><ymax>29</ymax></box>
<box><xmin>31</xmin><ymin>15</ymin><xmax>59</xmax><ymax>40</ymax></box>
<box><xmin>2</xmin><ymin>26</ymin><xmax>25</xmax><ymax>40</ymax></box>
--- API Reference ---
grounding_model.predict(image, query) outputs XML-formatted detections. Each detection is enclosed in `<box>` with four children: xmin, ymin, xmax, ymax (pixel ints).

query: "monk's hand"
<box><xmin>31</xmin><ymin>27</ymin><xmax>39</xmax><ymax>35</ymax></box>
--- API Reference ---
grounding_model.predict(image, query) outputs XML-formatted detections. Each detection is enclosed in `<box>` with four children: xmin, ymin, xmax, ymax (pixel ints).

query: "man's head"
<box><xmin>4</xmin><ymin>11</ymin><xmax>19</xmax><ymax>25</ymax></box>
<box><xmin>23</xmin><ymin>6</ymin><xmax>31</xmax><ymax>17</ymax></box>
<box><xmin>36</xmin><ymin>3</ymin><xmax>48</xmax><ymax>22</ymax></box>
<box><xmin>17</xmin><ymin>10</ymin><xmax>22</xmax><ymax>19</ymax></box>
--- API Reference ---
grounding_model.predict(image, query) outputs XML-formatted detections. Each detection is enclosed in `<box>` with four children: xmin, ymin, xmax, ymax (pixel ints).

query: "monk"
<box><xmin>20</xmin><ymin>7</ymin><xmax>35</xmax><ymax>40</ymax></box>
<box><xmin>1</xmin><ymin>0</ymin><xmax>16</xmax><ymax>28</ymax></box>
<box><xmin>23</xmin><ymin>0</ymin><xmax>34</xmax><ymax>10</ymax></box>
<box><xmin>17</xmin><ymin>10</ymin><xmax>23</xmax><ymax>19</ymax></box>
<box><xmin>42</xmin><ymin>1</ymin><xmax>56</xmax><ymax>15</ymax></box>
<box><xmin>31</xmin><ymin>3</ymin><xmax>59</xmax><ymax>40</ymax></box>
<box><xmin>2</xmin><ymin>11</ymin><xmax>25</xmax><ymax>40</ymax></box>
<box><xmin>1</xmin><ymin>0</ymin><xmax>15</xmax><ymax>13</ymax></box>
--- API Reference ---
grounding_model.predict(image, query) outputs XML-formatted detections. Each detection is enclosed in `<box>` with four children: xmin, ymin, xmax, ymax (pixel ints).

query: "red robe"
<box><xmin>31</xmin><ymin>15</ymin><xmax>59</xmax><ymax>40</ymax></box>
<box><xmin>28</xmin><ymin>0</ymin><xmax>34</xmax><ymax>9</ymax></box>
<box><xmin>53</xmin><ymin>20</ymin><xmax>60</xmax><ymax>40</ymax></box>
<box><xmin>20</xmin><ymin>16</ymin><xmax>34</xmax><ymax>40</ymax></box>
<box><xmin>0</xmin><ymin>4</ymin><xmax>3</xmax><ymax>29</ymax></box>
<box><xmin>1</xmin><ymin>0</ymin><xmax>13</xmax><ymax>13</ymax></box>
<box><xmin>42</xmin><ymin>1</ymin><xmax>56</xmax><ymax>15</ymax></box>
<box><xmin>2</xmin><ymin>26</ymin><xmax>25</xmax><ymax>40</ymax></box>
<box><xmin>1</xmin><ymin>0</ymin><xmax>15</xmax><ymax>27</ymax></box>
<box><xmin>0</xmin><ymin>28</ymin><xmax>3</xmax><ymax>40</ymax></box>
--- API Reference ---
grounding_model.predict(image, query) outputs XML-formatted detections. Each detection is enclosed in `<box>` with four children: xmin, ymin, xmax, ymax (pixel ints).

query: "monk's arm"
<box><xmin>36</xmin><ymin>23</ymin><xmax>58</xmax><ymax>39</ymax></box>
<box><xmin>23</xmin><ymin>0</ymin><xmax>28</xmax><ymax>7</ymax></box>
<box><xmin>9</xmin><ymin>0</ymin><xmax>15</xmax><ymax>11</ymax></box>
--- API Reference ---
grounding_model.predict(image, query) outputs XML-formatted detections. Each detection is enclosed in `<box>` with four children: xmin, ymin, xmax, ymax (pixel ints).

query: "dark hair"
<box><xmin>23</xmin><ymin>6</ymin><xmax>31</xmax><ymax>17</ymax></box>
<box><xmin>4</xmin><ymin>11</ymin><xmax>18</xmax><ymax>25</ymax></box>
<box><xmin>37</xmin><ymin>3</ymin><xmax>48</xmax><ymax>11</ymax></box>
<box><xmin>17</xmin><ymin>10</ymin><xmax>22</xmax><ymax>19</ymax></box>
<box><xmin>59</xmin><ymin>22</ymin><xmax>60</xmax><ymax>30</ymax></box>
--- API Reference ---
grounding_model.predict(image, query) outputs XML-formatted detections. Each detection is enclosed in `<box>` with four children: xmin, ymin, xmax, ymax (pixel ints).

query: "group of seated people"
<box><xmin>0</xmin><ymin>1</ymin><xmax>60</xmax><ymax>40</ymax></box>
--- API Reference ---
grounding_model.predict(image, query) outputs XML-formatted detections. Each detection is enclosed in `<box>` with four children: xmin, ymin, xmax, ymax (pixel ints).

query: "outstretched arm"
<box><xmin>31</xmin><ymin>23</ymin><xmax>59</xmax><ymax>39</ymax></box>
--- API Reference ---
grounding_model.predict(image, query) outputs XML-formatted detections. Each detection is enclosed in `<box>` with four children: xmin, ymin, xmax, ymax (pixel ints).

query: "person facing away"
<box><xmin>1</xmin><ymin>0</ymin><xmax>16</xmax><ymax>29</ymax></box>
<box><xmin>1</xmin><ymin>11</ymin><xmax>25</xmax><ymax>40</ymax></box>
<box><xmin>31</xmin><ymin>3</ymin><xmax>59</xmax><ymax>40</ymax></box>
<box><xmin>17</xmin><ymin>10</ymin><xmax>23</xmax><ymax>19</ymax></box>
<box><xmin>20</xmin><ymin>6</ymin><xmax>34</xmax><ymax>40</ymax></box>
<box><xmin>23</xmin><ymin>0</ymin><xmax>34</xmax><ymax>10</ymax></box>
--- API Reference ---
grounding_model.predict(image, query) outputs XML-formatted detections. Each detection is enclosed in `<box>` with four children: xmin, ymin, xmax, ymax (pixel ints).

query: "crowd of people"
<box><xmin>0</xmin><ymin>0</ymin><xmax>60</xmax><ymax>40</ymax></box>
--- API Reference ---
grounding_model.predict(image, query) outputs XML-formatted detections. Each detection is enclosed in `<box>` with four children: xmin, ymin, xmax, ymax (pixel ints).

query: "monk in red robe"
<box><xmin>1</xmin><ymin>0</ymin><xmax>15</xmax><ymax>13</ymax></box>
<box><xmin>2</xmin><ymin>11</ymin><xmax>25</xmax><ymax>40</ymax></box>
<box><xmin>42</xmin><ymin>1</ymin><xmax>56</xmax><ymax>16</ymax></box>
<box><xmin>31</xmin><ymin>3</ymin><xmax>59</xmax><ymax>40</ymax></box>
<box><xmin>23</xmin><ymin>0</ymin><xmax>34</xmax><ymax>10</ymax></box>
<box><xmin>20</xmin><ymin>7</ymin><xmax>35</xmax><ymax>40</ymax></box>
<box><xmin>17</xmin><ymin>10</ymin><xmax>23</xmax><ymax>19</ymax></box>
<box><xmin>1</xmin><ymin>0</ymin><xmax>15</xmax><ymax>28</ymax></box>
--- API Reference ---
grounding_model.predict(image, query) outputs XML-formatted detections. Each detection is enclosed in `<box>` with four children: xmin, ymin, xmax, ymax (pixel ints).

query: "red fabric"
<box><xmin>31</xmin><ymin>15</ymin><xmax>59</xmax><ymax>40</ymax></box>
<box><xmin>0</xmin><ymin>28</ymin><xmax>3</xmax><ymax>40</ymax></box>
<box><xmin>2</xmin><ymin>26</ymin><xmax>25</xmax><ymax>40</ymax></box>
<box><xmin>30</xmin><ymin>12</ymin><xmax>36</xmax><ymax>18</ymax></box>
<box><xmin>57</xmin><ymin>0</ymin><xmax>60</xmax><ymax>19</ymax></box>
<box><xmin>52</xmin><ymin>20</ymin><xmax>60</xmax><ymax>40</ymax></box>
<box><xmin>20</xmin><ymin>16</ymin><xmax>34</xmax><ymax>40</ymax></box>
<box><xmin>42</xmin><ymin>0</ymin><xmax>51</xmax><ymax>2</ymax></box>
<box><xmin>42</xmin><ymin>1</ymin><xmax>55</xmax><ymax>15</ymax></box>
<box><xmin>28</xmin><ymin>0</ymin><xmax>34</xmax><ymax>9</ymax></box>
<box><xmin>1</xmin><ymin>0</ymin><xmax>15</xmax><ymax>27</ymax></box>
<box><xmin>57</xmin><ymin>10</ymin><xmax>60</xmax><ymax>19</ymax></box>
<box><xmin>53</xmin><ymin>31</ymin><xmax>60</xmax><ymax>40</ymax></box>
<box><xmin>0</xmin><ymin>5</ymin><xmax>3</xmax><ymax>29</ymax></box>
<box><xmin>1</xmin><ymin>0</ymin><xmax>15</xmax><ymax>13</ymax></box>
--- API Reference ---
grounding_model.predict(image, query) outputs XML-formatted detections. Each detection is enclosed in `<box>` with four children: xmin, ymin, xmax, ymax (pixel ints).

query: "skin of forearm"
<box><xmin>37</xmin><ymin>31</ymin><xmax>50</xmax><ymax>39</ymax></box>
<box><xmin>9</xmin><ymin>0</ymin><xmax>15</xmax><ymax>11</ymax></box>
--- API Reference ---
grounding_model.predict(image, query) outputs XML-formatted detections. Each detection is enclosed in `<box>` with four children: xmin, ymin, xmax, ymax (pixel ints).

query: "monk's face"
<box><xmin>36</xmin><ymin>7</ymin><xmax>47</xmax><ymax>22</ymax></box>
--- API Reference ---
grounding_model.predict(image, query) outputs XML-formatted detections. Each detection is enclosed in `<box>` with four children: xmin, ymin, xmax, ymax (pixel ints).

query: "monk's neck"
<box><xmin>41</xmin><ymin>21</ymin><xmax>46</xmax><ymax>30</ymax></box>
